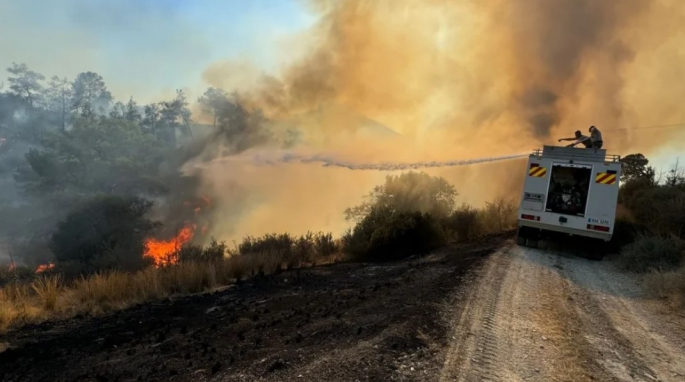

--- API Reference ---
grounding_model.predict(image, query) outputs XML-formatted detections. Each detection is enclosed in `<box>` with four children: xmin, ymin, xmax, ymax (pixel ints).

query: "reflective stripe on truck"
<box><xmin>595</xmin><ymin>170</ymin><xmax>617</xmax><ymax>185</ymax></box>
<box><xmin>528</xmin><ymin>164</ymin><xmax>547</xmax><ymax>177</ymax></box>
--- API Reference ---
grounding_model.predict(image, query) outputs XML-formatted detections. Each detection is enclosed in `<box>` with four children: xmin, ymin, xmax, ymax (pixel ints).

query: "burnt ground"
<box><xmin>0</xmin><ymin>233</ymin><xmax>510</xmax><ymax>382</ymax></box>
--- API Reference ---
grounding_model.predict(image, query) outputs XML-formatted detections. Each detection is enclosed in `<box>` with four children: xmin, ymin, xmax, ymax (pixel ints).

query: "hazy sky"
<box><xmin>0</xmin><ymin>0</ymin><xmax>681</xmax><ymax>169</ymax></box>
<box><xmin>0</xmin><ymin>0</ymin><xmax>317</xmax><ymax>102</ymax></box>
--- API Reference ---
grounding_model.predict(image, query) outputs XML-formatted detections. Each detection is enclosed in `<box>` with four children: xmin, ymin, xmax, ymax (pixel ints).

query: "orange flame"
<box><xmin>144</xmin><ymin>225</ymin><xmax>195</xmax><ymax>267</ymax></box>
<box><xmin>35</xmin><ymin>263</ymin><xmax>55</xmax><ymax>273</ymax></box>
<box><xmin>8</xmin><ymin>262</ymin><xmax>16</xmax><ymax>272</ymax></box>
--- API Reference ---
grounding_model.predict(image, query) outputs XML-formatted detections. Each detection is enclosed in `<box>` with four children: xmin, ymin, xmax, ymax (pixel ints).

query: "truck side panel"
<box><xmin>584</xmin><ymin>162</ymin><xmax>621</xmax><ymax>233</ymax></box>
<box><xmin>519</xmin><ymin>157</ymin><xmax>552</xmax><ymax>213</ymax></box>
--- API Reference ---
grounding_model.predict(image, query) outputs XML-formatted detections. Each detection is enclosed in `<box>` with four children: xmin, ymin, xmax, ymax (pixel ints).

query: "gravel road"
<box><xmin>440</xmin><ymin>242</ymin><xmax>685</xmax><ymax>382</ymax></box>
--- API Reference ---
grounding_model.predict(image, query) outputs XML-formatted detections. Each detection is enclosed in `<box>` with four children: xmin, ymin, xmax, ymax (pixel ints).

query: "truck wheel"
<box><xmin>516</xmin><ymin>228</ymin><xmax>527</xmax><ymax>246</ymax></box>
<box><xmin>517</xmin><ymin>235</ymin><xmax>527</xmax><ymax>246</ymax></box>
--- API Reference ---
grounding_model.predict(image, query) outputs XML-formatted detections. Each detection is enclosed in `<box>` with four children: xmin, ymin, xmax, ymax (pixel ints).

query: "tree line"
<box><xmin>0</xmin><ymin>62</ymin><xmax>276</xmax><ymax>273</ymax></box>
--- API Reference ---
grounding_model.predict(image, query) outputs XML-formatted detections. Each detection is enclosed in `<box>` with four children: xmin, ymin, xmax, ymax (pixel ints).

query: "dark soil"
<box><xmin>0</xmin><ymin>233</ymin><xmax>510</xmax><ymax>382</ymax></box>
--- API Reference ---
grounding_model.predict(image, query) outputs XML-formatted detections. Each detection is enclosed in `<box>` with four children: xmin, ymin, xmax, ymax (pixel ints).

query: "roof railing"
<box><xmin>531</xmin><ymin>146</ymin><xmax>621</xmax><ymax>162</ymax></box>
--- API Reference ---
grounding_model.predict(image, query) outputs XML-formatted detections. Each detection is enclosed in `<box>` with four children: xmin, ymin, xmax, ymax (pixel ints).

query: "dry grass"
<box><xmin>31</xmin><ymin>276</ymin><xmax>62</xmax><ymax>311</ymax></box>
<box><xmin>0</xmin><ymin>247</ymin><xmax>341</xmax><ymax>333</ymax></box>
<box><xmin>643</xmin><ymin>267</ymin><xmax>685</xmax><ymax>308</ymax></box>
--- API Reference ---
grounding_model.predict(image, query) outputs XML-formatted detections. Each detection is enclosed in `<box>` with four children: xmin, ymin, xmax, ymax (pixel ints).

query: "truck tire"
<box><xmin>517</xmin><ymin>235</ymin><xmax>527</xmax><ymax>246</ymax></box>
<box><xmin>516</xmin><ymin>228</ymin><xmax>527</xmax><ymax>246</ymax></box>
<box><xmin>526</xmin><ymin>238</ymin><xmax>539</xmax><ymax>249</ymax></box>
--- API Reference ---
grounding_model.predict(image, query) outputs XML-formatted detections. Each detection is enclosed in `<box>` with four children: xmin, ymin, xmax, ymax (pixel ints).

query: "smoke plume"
<box><xmin>188</xmin><ymin>0</ymin><xmax>685</xmax><ymax>242</ymax></box>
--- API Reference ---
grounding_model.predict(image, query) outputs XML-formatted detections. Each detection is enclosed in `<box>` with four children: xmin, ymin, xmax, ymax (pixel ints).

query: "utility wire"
<box><xmin>604</xmin><ymin>123</ymin><xmax>685</xmax><ymax>132</ymax></box>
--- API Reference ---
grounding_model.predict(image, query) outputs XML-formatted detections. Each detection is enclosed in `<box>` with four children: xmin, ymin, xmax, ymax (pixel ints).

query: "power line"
<box><xmin>605</xmin><ymin>123</ymin><xmax>685</xmax><ymax>132</ymax></box>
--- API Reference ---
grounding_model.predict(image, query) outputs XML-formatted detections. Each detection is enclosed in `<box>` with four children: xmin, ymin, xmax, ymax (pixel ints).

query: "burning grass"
<box><xmin>0</xmin><ymin>232</ymin><xmax>342</xmax><ymax>333</ymax></box>
<box><xmin>144</xmin><ymin>224</ymin><xmax>196</xmax><ymax>267</ymax></box>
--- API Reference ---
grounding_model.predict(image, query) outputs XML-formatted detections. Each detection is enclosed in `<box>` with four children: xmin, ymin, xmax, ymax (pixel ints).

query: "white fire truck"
<box><xmin>516</xmin><ymin>146</ymin><xmax>621</xmax><ymax>248</ymax></box>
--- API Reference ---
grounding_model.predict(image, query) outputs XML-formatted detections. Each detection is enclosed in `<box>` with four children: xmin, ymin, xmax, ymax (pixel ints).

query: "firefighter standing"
<box><xmin>588</xmin><ymin>125</ymin><xmax>603</xmax><ymax>148</ymax></box>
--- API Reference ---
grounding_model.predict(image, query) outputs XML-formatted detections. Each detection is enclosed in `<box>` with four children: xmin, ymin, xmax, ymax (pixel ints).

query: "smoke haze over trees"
<box><xmin>0</xmin><ymin>63</ymin><xmax>281</xmax><ymax>270</ymax></box>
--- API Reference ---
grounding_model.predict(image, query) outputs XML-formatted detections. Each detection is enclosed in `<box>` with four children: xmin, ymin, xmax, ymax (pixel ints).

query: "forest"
<box><xmin>0</xmin><ymin>62</ymin><xmax>280</xmax><ymax>273</ymax></box>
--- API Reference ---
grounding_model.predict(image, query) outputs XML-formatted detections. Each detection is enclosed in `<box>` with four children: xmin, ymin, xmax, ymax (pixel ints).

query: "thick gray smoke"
<box><xmin>499</xmin><ymin>0</ymin><xmax>647</xmax><ymax>138</ymax></box>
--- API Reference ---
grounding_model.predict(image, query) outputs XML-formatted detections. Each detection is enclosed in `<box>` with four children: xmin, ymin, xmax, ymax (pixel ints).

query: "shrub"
<box><xmin>627</xmin><ymin>186</ymin><xmax>685</xmax><ymax>238</ymax></box>
<box><xmin>238</xmin><ymin>233</ymin><xmax>294</xmax><ymax>256</ymax></box>
<box><xmin>50</xmin><ymin>195</ymin><xmax>159</xmax><ymax>273</ymax></box>
<box><xmin>607</xmin><ymin>218</ymin><xmax>646</xmax><ymax>252</ymax></box>
<box><xmin>293</xmin><ymin>232</ymin><xmax>315</xmax><ymax>264</ymax></box>
<box><xmin>444</xmin><ymin>204</ymin><xmax>481</xmax><ymax>242</ymax></box>
<box><xmin>236</xmin><ymin>232</ymin><xmax>336</xmax><ymax>267</ymax></box>
<box><xmin>0</xmin><ymin>264</ymin><xmax>35</xmax><ymax>287</ymax></box>
<box><xmin>618</xmin><ymin>176</ymin><xmax>656</xmax><ymax>207</ymax></box>
<box><xmin>343</xmin><ymin>207</ymin><xmax>446</xmax><ymax>262</ymax></box>
<box><xmin>344</xmin><ymin>171</ymin><xmax>457</xmax><ymax>222</ymax></box>
<box><xmin>618</xmin><ymin>236</ymin><xmax>685</xmax><ymax>273</ymax></box>
<box><xmin>481</xmin><ymin>198</ymin><xmax>517</xmax><ymax>234</ymax></box>
<box><xmin>179</xmin><ymin>240</ymin><xmax>227</xmax><ymax>263</ymax></box>
<box><xmin>654</xmin><ymin>194</ymin><xmax>685</xmax><ymax>238</ymax></box>
<box><xmin>643</xmin><ymin>267</ymin><xmax>685</xmax><ymax>307</ymax></box>
<box><xmin>314</xmin><ymin>232</ymin><xmax>337</xmax><ymax>258</ymax></box>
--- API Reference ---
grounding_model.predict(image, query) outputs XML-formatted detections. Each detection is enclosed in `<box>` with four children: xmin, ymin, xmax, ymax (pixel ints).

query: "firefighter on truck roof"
<box><xmin>558</xmin><ymin>126</ymin><xmax>603</xmax><ymax>149</ymax></box>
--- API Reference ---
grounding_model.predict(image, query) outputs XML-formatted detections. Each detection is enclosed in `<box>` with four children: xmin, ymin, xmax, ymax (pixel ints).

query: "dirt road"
<box><xmin>2</xmin><ymin>235</ymin><xmax>684</xmax><ymax>381</ymax></box>
<box><xmin>440</xmin><ymin>244</ymin><xmax>685</xmax><ymax>382</ymax></box>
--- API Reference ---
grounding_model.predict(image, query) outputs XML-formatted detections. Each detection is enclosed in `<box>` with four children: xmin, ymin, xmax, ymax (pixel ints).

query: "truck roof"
<box><xmin>531</xmin><ymin>145</ymin><xmax>621</xmax><ymax>163</ymax></box>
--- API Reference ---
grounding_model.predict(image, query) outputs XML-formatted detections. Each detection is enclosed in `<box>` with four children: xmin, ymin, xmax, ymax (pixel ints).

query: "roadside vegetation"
<box><xmin>0</xmin><ymin>169</ymin><xmax>515</xmax><ymax>333</ymax></box>
<box><xmin>613</xmin><ymin>154</ymin><xmax>685</xmax><ymax>307</ymax></box>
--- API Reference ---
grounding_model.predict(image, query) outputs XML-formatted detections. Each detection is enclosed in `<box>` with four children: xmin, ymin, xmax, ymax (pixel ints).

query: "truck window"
<box><xmin>544</xmin><ymin>164</ymin><xmax>592</xmax><ymax>217</ymax></box>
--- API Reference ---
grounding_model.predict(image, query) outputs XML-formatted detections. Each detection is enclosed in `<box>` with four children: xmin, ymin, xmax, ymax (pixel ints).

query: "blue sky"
<box><xmin>0</xmin><ymin>0</ymin><xmax>317</xmax><ymax>102</ymax></box>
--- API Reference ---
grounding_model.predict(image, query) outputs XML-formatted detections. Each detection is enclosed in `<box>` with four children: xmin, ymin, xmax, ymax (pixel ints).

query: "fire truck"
<box><xmin>516</xmin><ymin>146</ymin><xmax>621</xmax><ymax>248</ymax></box>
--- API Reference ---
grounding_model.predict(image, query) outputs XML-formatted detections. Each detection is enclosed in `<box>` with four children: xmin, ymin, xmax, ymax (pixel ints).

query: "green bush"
<box><xmin>238</xmin><ymin>233</ymin><xmax>294</xmax><ymax>256</ymax></box>
<box><xmin>236</xmin><ymin>232</ymin><xmax>336</xmax><ymax>266</ymax></box>
<box><xmin>50</xmin><ymin>195</ymin><xmax>159</xmax><ymax>273</ymax></box>
<box><xmin>314</xmin><ymin>232</ymin><xmax>337</xmax><ymax>257</ymax></box>
<box><xmin>0</xmin><ymin>265</ymin><xmax>35</xmax><ymax>287</ymax></box>
<box><xmin>607</xmin><ymin>218</ymin><xmax>647</xmax><ymax>253</ymax></box>
<box><xmin>618</xmin><ymin>236</ymin><xmax>685</xmax><ymax>273</ymax></box>
<box><xmin>293</xmin><ymin>232</ymin><xmax>315</xmax><ymax>262</ymax></box>
<box><xmin>343</xmin><ymin>207</ymin><xmax>446</xmax><ymax>262</ymax></box>
<box><xmin>618</xmin><ymin>176</ymin><xmax>656</xmax><ymax>208</ymax></box>
<box><xmin>179</xmin><ymin>240</ymin><xmax>227</xmax><ymax>263</ymax></box>
<box><xmin>344</xmin><ymin>171</ymin><xmax>457</xmax><ymax>222</ymax></box>
<box><xmin>443</xmin><ymin>204</ymin><xmax>481</xmax><ymax>242</ymax></box>
<box><xmin>655</xmin><ymin>194</ymin><xmax>685</xmax><ymax>238</ymax></box>
<box><xmin>627</xmin><ymin>186</ymin><xmax>685</xmax><ymax>238</ymax></box>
